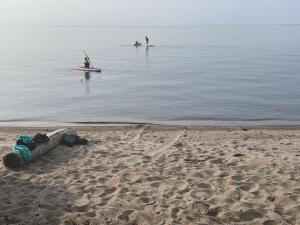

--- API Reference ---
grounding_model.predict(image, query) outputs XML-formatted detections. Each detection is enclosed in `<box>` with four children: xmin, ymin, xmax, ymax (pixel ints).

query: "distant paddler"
<box><xmin>145</xmin><ymin>36</ymin><xmax>154</xmax><ymax>47</ymax></box>
<box><xmin>73</xmin><ymin>51</ymin><xmax>101</xmax><ymax>73</ymax></box>
<box><xmin>84</xmin><ymin>57</ymin><xmax>90</xmax><ymax>68</ymax></box>
<box><xmin>84</xmin><ymin>51</ymin><xmax>93</xmax><ymax>69</ymax></box>
<box><xmin>134</xmin><ymin>41</ymin><xmax>142</xmax><ymax>47</ymax></box>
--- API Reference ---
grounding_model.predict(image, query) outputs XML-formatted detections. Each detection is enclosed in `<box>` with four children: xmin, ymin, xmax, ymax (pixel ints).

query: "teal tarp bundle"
<box><xmin>13</xmin><ymin>145</ymin><xmax>32</xmax><ymax>161</ymax></box>
<box><xmin>18</xmin><ymin>134</ymin><xmax>33</xmax><ymax>144</ymax></box>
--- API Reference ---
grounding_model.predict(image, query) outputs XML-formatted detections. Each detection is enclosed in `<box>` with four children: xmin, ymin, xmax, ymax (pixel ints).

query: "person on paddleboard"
<box><xmin>145</xmin><ymin>36</ymin><xmax>149</xmax><ymax>45</ymax></box>
<box><xmin>84</xmin><ymin>57</ymin><xmax>90</xmax><ymax>68</ymax></box>
<box><xmin>134</xmin><ymin>41</ymin><xmax>141</xmax><ymax>47</ymax></box>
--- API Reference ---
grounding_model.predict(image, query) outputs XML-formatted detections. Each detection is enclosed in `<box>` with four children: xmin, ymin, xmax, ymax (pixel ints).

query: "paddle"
<box><xmin>84</xmin><ymin>50</ymin><xmax>94</xmax><ymax>69</ymax></box>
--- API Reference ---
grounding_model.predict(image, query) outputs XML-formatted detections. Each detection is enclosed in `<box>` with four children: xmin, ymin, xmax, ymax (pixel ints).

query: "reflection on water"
<box><xmin>84</xmin><ymin>72</ymin><xmax>90</xmax><ymax>94</ymax></box>
<box><xmin>85</xmin><ymin>72</ymin><xmax>90</xmax><ymax>81</ymax></box>
<box><xmin>145</xmin><ymin>46</ymin><xmax>149</xmax><ymax>63</ymax></box>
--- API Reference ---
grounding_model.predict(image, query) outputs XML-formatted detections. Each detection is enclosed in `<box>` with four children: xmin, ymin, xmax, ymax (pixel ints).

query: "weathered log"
<box><xmin>3</xmin><ymin>128</ymin><xmax>76</xmax><ymax>168</ymax></box>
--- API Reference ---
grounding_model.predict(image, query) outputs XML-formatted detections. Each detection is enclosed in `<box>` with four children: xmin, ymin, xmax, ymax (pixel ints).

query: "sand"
<box><xmin>0</xmin><ymin>125</ymin><xmax>300</xmax><ymax>225</ymax></box>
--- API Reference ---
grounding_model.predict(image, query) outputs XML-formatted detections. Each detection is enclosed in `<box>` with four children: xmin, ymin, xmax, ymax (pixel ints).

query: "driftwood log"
<box><xmin>3</xmin><ymin>128</ymin><xmax>76</xmax><ymax>168</ymax></box>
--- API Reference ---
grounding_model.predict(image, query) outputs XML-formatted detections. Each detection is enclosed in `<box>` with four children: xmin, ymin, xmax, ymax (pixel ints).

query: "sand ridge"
<box><xmin>0</xmin><ymin>125</ymin><xmax>300</xmax><ymax>225</ymax></box>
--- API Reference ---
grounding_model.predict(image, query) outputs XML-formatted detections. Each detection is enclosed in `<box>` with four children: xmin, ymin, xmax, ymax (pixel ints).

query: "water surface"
<box><xmin>0</xmin><ymin>25</ymin><xmax>300</xmax><ymax>125</ymax></box>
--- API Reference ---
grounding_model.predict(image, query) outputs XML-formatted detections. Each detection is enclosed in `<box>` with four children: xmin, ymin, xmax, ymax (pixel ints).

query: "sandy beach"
<box><xmin>0</xmin><ymin>125</ymin><xmax>300</xmax><ymax>225</ymax></box>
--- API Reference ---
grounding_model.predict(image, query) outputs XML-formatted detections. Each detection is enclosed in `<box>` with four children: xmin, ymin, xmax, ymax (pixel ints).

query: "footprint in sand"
<box><xmin>36</xmin><ymin>201</ymin><xmax>57</xmax><ymax>210</ymax></box>
<box><xmin>73</xmin><ymin>203</ymin><xmax>90</xmax><ymax>213</ymax></box>
<box><xmin>238</xmin><ymin>209</ymin><xmax>263</xmax><ymax>221</ymax></box>
<box><xmin>197</xmin><ymin>183</ymin><xmax>212</xmax><ymax>189</ymax></box>
<box><xmin>238</xmin><ymin>182</ymin><xmax>259</xmax><ymax>193</ymax></box>
<box><xmin>231</xmin><ymin>174</ymin><xmax>243</xmax><ymax>181</ymax></box>
<box><xmin>225</xmin><ymin>190</ymin><xmax>241</xmax><ymax>202</ymax></box>
<box><xmin>150</xmin><ymin>182</ymin><xmax>161</xmax><ymax>188</ymax></box>
<box><xmin>177</xmin><ymin>187</ymin><xmax>191</xmax><ymax>195</ymax></box>
<box><xmin>142</xmin><ymin>155</ymin><xmax>152</xmax><ymax>163</ymax></box>
<box><xmin>263</xmin><ymin>220</ymin><xmax>278</xmax><ymax>225</ymax></box>
<box><xmin>44</xmin><ymin>192</ymin><xmax>58</xmax><ymax>202</ymax></box>
<box><xmin>224</xmin><ymin>209</ymin><xmax>263</xmax><ymax>222</ymax></box>
<box><xmin>118</xmin><ymin>209</ymin><xmax>135</xmax><ymax>221</ymax></box>
<box><xmin>207</xmin><ymin>206</ymin><xmax>221</xmax><ymax>217</ymax></box>
<box><xmin>190</xmin><ymin>190</ymin><xmax>210</xmax><ymax>200</ymax></box>
<box><xmin>100</xmin><ymin>187</ymin><xmax>117</xmax><ymax>197</ymax></box>
<box><xmin>17</xmin><ymin>198</ymin><xmax>35</xmax><ymax>206</ymax></box>
<box><xmin>140</xmin><ymin>197</ymin><xmax>150</xmax><ymax>204</ymax></box>
<box><xmin>118</xmin><ymin>187</ymin><xmax>129</xmax><ymax>194</ymax></box>
<box><xmin>146</xmin><ymin>176</ymin><xmax>163</xmax><ymax>182</ymax></box>
<box><xmin>192</xmin><ymin>171</ymin><xmax>205</xmax><ymax>178</ymax></box>
<box><xmin>217</xmin><ymin>171</ymin><xmax>229</xmax><ymax>178</ymax></box>
<box><xmin>171</xmin><ymin>207</ymin><xmax>180</xmax><ymax>219</ymax></box>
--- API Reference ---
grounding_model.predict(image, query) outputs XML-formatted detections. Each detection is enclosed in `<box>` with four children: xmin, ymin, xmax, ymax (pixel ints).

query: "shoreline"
<box><xmin>1</xmin><ymin>123</ymin><xmax>300</xmax><ymax>131</ymax></box>
<box><xmin>1</xmin><ymin>119</ymin><xmax>300</xmax><ymax>128</ymax></box>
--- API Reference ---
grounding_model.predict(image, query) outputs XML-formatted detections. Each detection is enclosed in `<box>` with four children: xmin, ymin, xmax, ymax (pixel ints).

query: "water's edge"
<box><xmin>0</xmin><ymin>119</ymin><xmax>300</xmax><ymax>127</ymax></box>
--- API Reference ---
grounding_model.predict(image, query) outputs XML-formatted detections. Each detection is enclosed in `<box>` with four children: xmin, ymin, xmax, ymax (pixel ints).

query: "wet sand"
<box><xmin>0</xmin><ymin>125</ymin><xmax>300</xmax><ymax>225</ymax></box>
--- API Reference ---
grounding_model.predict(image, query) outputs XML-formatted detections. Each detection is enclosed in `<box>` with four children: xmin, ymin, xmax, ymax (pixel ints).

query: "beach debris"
<box><xmin>12</xmin><ymin>145</ymin><xmax>32</xmax><ymax>161</ymax></box>
<box><xmin>233</xmin><ymin>153</ymin><xmax>246</xmax><ymax>157</ymax></box>
<box><xmin>33</xmin><ymin>133</ymin><xmax>50</xmax><ymax>144</ymax></box>
<box><xmin>241</xmin><ymin>127</ymin><xmax>249</xmax><ymax>131</ymax></box>
<box><xmin>61</xmin><ymin>134</ymin><xmax>88</xmax><ymax>147</ymax></box>
<box><xmin>16</xmin><ymin>134</ymin><xmax>36</xmax><ymax>151</ymax></box>
<box><xmin>3</xmin><ymin>128</ymin><xmax>78</xmax><ymax>169</ymax></box>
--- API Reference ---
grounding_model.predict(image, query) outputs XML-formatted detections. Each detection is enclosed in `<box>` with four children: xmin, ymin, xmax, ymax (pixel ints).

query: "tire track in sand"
<box><xmin>124</xmin><ymin>128</ymin><xmax>185</xmax><ymax>166</ymax></box>
<box><xmin>131</xmin><ymin>125</ymin><xmax>149</xmax><ymax>143</ymax></box>
<box><xmin>148</xmin><ymin>129</ymin><xmax>186</xmax><ymax>157</ymax></box>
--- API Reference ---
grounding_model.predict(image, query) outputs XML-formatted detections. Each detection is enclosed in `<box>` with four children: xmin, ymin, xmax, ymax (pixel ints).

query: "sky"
<box><xmin>0</xmin><ymin>0</ymin><xmax>299</xmax><ymax>26</ymax></box>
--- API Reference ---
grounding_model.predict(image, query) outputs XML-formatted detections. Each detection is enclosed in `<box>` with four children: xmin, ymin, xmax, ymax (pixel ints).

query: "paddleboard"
<box><xmin>74</xmin><ymin>66</ymin><xmax>101</xmax><ymax>73</ymax></box>
<box><xmin>146</xmin><ymin>44</ymin><xmax>154</xmax><ymax>48</ymax></box>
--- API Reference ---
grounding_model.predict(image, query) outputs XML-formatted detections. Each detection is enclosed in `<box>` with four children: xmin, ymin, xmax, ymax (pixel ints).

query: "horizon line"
<box><xmin>0</xmin><ymin>24</ymin><xmax>300</xmax><ymax>28</ymax></box>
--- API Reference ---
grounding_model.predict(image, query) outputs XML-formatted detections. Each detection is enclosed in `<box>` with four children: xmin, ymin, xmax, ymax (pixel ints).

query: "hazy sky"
<box><xmin>0</xmin><ymin>0</ymin><xmax>299</xmax><ymax>26</ymax></box>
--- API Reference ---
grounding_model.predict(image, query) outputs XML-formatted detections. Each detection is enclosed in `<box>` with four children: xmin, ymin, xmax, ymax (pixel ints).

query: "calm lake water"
<box><xmin>0</xmin><ymin>25</ymin><xmax>300</xmax><ymax>125</ymax></box>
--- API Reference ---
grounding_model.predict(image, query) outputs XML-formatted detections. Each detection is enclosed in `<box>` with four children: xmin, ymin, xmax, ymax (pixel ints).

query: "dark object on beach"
<box><xmin>3</xmin><ymin>128</ymin><xmax>76</xmax><ymax>169</ymax></box>
<box><xmin>16</xmin><ymin>139</ymin><xmax>36</xmax><ymax>151</ymax></box>
<box><xmin>3</xmin><ymin>152</ymin><xmax>23</xmax><ymax>169</ymax></box>
<box><xmin>174</xmin><ymin>142</ymin><xmax>183</xmax><ymax>148</ymax></box>
<box><xmin>61</xmin><ymin>134</ymin><xmax>88</xmax><ymax>147</ymax></box>
<box><xmin>77</xmin><ymin>137</ymin><xmax>88</xmax><ymax>145</ymax></box>
<box><xmin>33</xmin><ymin>133</ymin><xmax>50</xmax><ymax>145</ymax></box>
<box><xmin>60</xmin><ymin>134</ymin><xmax>77</xmax><ymax>147</ymax></box>
<box><xmin>233</xmin><ymin>153</ymin><xmax>246</xmax><ymax>157</ymax></box>
<box><xmin>267</xmin><ymin>195</ymin><xmax>275</xmax><ymax>202</ymax></box>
